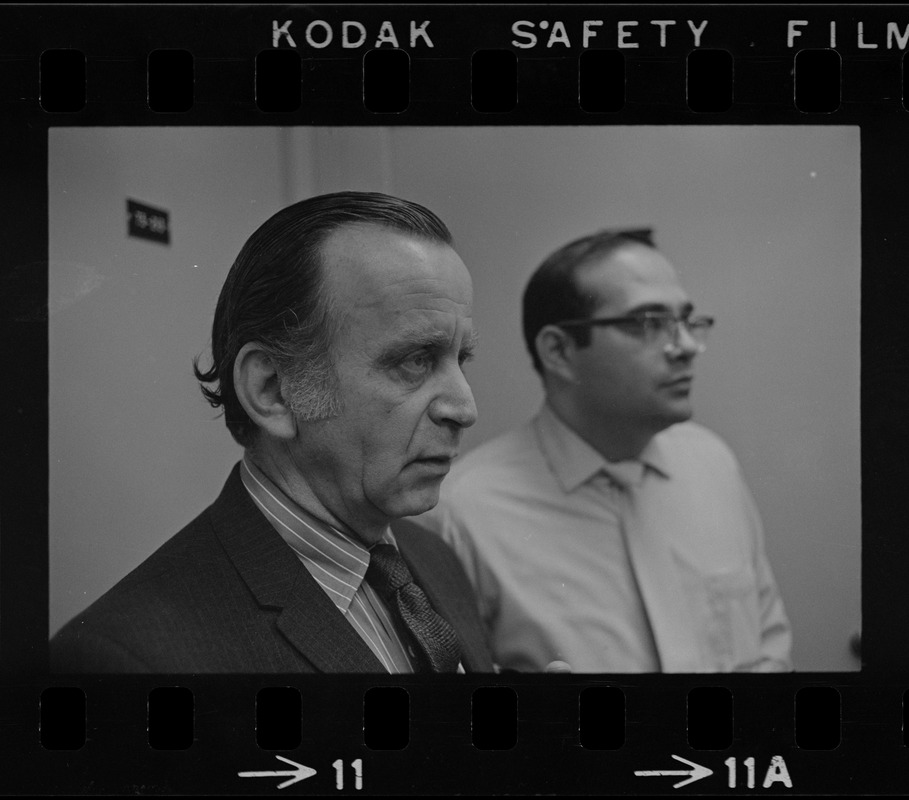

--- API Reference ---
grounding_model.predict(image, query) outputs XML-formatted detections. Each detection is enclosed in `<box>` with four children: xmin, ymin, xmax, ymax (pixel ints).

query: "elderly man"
<box><xmin>420</xmin><ymin>228</ymin><xmax>792</xmax><ymax>673</ymax></box>
<box><xmin>51</xmin><ymin>191</ymin><xmax>493</xmax><ymax>673</ymax></box>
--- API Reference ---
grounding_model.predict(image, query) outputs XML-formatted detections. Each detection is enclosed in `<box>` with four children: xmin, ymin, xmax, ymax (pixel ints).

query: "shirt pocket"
<box><xmin>671</xmin><ymin>550</ymin><xmax>762</xmax><ymax>672</ymax></box>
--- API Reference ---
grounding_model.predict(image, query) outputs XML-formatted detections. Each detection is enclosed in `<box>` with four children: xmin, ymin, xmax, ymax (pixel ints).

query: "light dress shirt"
<box><xmin>418</xmin><ymin>404</ymin><xmax>792</xmax><ymax>673</ymax></box>
<box><xmin>240</xmin><ymin>457</ymin><xmax>419</xmax><ymax>673</ymax></box>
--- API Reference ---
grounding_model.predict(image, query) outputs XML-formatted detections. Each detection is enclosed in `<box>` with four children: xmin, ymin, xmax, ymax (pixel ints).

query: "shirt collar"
<box><xmin>240</xmin><ymin>456</ymin><xmax>395</xmax><ymax>613</ymax></box>
<box><xmin>533</xmin><ymin>403</ymin><xmax>671</xmax><ymax>493</ymax></box>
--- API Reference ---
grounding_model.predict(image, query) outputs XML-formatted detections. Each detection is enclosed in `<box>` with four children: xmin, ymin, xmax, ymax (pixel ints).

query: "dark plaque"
<box><xmin>126</xmin><ymin>198</ymin><xmax>170</xmax><ymax>244</ymax></box>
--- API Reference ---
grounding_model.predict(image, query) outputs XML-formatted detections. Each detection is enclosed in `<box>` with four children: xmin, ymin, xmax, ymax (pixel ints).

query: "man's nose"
<box><xmin>430</xmin><ymin>365</ymin><xmax>478</xmax><ymax>429</ymax></box>
<box><xmin>665</xmin><ymin>321</ymin><xmax>704</xmax><ymax>359</ymax></box>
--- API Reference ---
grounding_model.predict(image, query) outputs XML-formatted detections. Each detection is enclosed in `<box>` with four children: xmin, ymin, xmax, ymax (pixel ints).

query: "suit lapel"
<box><xmin>209</xmin><ymin>464</ymin><xmax>384</xmax><ymax>673</ymax></box>
<box><xmin>276</xmin><ymin>572</ymin><xmax>385</xmax><ymax>673</ymax></box>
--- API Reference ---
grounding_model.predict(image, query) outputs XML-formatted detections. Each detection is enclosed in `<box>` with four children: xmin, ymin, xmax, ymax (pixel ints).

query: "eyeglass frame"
<box><xmin>554</xmin><ymin>310</ymin><xmax>715</xmax><ymax>353</ymax></box>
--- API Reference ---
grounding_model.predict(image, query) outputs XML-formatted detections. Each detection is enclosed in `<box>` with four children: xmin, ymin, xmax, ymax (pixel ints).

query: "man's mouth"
<box><xmin>412</xmin><ymin>454</ymin><xmax>457</xmax><ymax>465</ymax></box>
<box><xmin>663</xmin><ymin>375</ymin><xmax>694</xmax><ymax>391</ymax></box>
<box><xmin>409</xmin><ymin>455</ymin><xmax>455</xmax><ymax>476</ymax></box>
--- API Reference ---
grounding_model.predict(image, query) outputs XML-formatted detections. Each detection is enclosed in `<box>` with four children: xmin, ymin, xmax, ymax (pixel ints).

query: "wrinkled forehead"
<box><xmin>575</xmin><ymin>243</ymin><xmax>687</xmax><ymax>313</ymax></box>
<box><xmin>320</xmin><ymin>223</ymin><xmax>472</xmax><ymax>313</ymax></box>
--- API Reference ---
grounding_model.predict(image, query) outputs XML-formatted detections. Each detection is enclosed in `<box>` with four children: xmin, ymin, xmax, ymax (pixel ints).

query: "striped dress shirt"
<box><xmin>239</xmin><ymin>457</ymin><xmax>418</xmax><ymax>673</ymax></box>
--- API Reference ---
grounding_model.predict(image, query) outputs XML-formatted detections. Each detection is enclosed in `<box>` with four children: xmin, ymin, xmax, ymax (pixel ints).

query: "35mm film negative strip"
<box><xmin>1</xmin><ymin>3</ymin><xmax>906</xmax><ymax>795</ymax></box>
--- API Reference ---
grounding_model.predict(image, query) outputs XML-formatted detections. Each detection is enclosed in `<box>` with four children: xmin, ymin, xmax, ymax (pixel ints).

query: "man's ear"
<box><xmin>233</xmin><ymin>342</ymin><xmax>297</xmax><ymax>441</ymax></box>
<box><xmin>535</xmin><ymin>325</ymin><xmax>580</xmax><ymax>384</ymax></box>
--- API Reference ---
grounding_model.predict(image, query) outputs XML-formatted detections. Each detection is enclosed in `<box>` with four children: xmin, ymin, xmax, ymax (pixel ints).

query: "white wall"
<box><xmin>292</xmin><ymin>126</ymin><xmax>861</xmax><ymax>671</ymax></box>
<box><xmin>49</xmin><ymin>126</ymin><xmax>861</xmax><ymax>671</ymax></box>
<box><xmin>48</xmin><ymin>127</ymin><xmax>314</xmax><ymax>634</ymax></box>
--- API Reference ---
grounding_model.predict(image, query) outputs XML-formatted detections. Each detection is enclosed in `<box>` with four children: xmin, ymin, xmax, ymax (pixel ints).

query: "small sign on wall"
<box><xmin>127</xmin><ymin>199</ymin><xmax>170</xmax><ymax>245</ymax></box>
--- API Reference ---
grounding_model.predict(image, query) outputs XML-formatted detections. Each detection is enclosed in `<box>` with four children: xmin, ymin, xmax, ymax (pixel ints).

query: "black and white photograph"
<box><xmin>47</xmin><ymin>125</ymin><xmax>860</xmax><ymax>674</ymax></box>
<box><xmin>6</xmin><ymin>3</ymin><xmax>909</xmax><ymax>794</ymax></box>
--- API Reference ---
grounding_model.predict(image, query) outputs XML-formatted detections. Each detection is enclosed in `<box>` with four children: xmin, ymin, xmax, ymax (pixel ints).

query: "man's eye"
<box><xmin>398</xmin><ymin>351</ymin><xmax>434</xmax><ymax>377</ymax></box>
<box><xmin>638</xmin><ymin>315</ymin><xmax>671</xmax><ymax>334</ymax></box>
<box><xmin>622</xmin><ymin>316</ymin><xmax>651</xmax><ymax>334</ymax></box>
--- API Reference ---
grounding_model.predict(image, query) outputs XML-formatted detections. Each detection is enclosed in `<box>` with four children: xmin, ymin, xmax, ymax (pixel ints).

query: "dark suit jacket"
<box><xmin>50</xmin><ymin>463</ymin><xmax>494</xmax><ymax>673</ymax></box>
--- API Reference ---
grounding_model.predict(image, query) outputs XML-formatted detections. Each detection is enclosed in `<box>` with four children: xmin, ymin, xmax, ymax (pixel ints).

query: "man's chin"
<box><xmin>385</xmin><ymin>485</ymin><xmax>442</xmax><ymax>520</ymax></box>
<box><xmin>665</xmin><ymin>392</ymin><xmax>694</xmax><ymax>416</ymax></box>
<box><xmin>654</xmin><ymin>402</ymin><xmax>694</xmax><ymax>430</ymax></box>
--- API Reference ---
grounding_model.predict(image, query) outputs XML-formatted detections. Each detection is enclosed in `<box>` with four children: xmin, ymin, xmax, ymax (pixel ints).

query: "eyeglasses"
<box><xmin>556</xmin><ymin>311</ymin><xmax>715</xmax><ymax>353</ymax></box>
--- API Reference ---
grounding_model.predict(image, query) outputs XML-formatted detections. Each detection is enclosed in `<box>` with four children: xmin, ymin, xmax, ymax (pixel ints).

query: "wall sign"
<box><xmin>127</xmin><ymin>199</ymin><xmax>170</xmax><ymax>245</ymax></box>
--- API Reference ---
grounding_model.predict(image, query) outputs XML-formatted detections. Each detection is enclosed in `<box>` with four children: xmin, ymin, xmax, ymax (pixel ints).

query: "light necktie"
<box><xmin>366</xmin><ymin>544</ymin><xmax>462</xmax><ymax>673</ymax></box>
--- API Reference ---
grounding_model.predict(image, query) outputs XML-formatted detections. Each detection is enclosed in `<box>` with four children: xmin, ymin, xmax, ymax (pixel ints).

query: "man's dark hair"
<box><xmin>521</xmin><ymin>228</ymin><xmax>656</xmax><ymax>374</ymax></box>
<box><xmin>193</xmin><ymin>191</ymin><xmax>453</xmax><ymax>447</ymax></box>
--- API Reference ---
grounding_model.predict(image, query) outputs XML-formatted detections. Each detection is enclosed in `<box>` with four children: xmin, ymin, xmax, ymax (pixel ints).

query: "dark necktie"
<box><xmin>366</xmin><ymin>543</ymin><xmax>462</xmax><ymax>673</ymax></box>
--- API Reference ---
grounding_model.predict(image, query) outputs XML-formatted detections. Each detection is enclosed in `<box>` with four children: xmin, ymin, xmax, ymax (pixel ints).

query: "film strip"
<box><xmin>1</xmin><ymin>3</ymin><xmax>906</xmax><ymax>795</ymax></box>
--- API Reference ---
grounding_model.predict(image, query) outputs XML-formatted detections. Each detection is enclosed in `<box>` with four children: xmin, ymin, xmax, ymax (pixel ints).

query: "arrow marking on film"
<box><xmin>238</xmin><ymin>755</ymin><xmax>317</xmax><ymax>789</ymax></box>
<box><xmin>634</xmin><ymin>754</ymin><xmax>713</xmax><ymax>789</ymax></box>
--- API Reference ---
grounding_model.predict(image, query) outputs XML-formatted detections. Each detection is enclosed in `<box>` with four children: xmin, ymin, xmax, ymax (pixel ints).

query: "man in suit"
<box><xmin>51</xmin><ymin>191</ymin><xmax>493</xmax><ymax>673</ymax></box>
